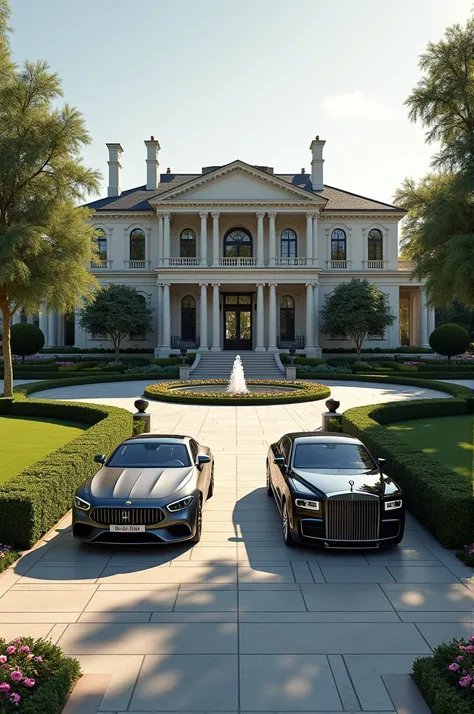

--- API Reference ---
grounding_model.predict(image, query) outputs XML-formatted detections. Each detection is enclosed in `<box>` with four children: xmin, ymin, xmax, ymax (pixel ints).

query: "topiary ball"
<box><xmin>10</xmin><ymin>322</ymin><xmax>45</xmax><ymax>359</ymax></box>
<box><xmin>429</xmin><ymin>323</ymin><xmax>471</xmax><ymax>359</ymax></box>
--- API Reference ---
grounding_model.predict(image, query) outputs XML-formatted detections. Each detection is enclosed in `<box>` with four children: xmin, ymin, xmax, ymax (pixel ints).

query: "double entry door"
<box><xmin>223</xmin><ymin>294</ymin><xmax>252</xmax><ymax>350</ymax></box>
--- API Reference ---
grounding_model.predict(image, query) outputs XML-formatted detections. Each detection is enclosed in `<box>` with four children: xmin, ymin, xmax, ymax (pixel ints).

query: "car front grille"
<box><xmin>90</xmin><ymin>508</ymin><xmax>165</xmax><ymax>526</ymax></box>
<box><xmin>326</xmin><ymin>498</ymin><xmax>379</xmax><ymax>541</ymax></box>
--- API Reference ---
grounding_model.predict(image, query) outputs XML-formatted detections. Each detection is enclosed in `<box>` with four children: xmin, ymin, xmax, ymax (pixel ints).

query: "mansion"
<box><xmin>25</xmin><ymin>136</ymin><xmax>433</xmax><ymax>355</ymax></box>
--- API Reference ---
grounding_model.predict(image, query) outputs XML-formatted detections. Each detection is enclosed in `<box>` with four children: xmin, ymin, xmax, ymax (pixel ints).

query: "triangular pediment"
<box><xmin>149</xmin><ymin>161</ymin><xmax>326</xmax><ymax>204</ymax></box>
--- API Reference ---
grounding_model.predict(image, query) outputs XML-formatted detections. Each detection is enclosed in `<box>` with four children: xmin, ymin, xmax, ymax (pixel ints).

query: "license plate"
<box><xmin>109</xmin><ymin>525</ymin><xmax>145</xmax><ymax>533</ymax></box>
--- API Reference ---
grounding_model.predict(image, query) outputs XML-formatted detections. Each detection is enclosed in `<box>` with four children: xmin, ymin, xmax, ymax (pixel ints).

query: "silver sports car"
<box><xmin>72</xmin><ymin>434</ymin><xmax>214</xmax><ymax>544</ymax></box>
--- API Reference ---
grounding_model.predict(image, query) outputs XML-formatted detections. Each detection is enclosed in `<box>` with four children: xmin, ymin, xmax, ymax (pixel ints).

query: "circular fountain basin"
<box><xmin>144</xmin><ymin>380</ymin><xmax>331</xmax><ymax>405</ymax></box>
<box><xmin>174</xmin><ymin>384</ymin><xmax>301</xmax><ymax>394</ymax></box>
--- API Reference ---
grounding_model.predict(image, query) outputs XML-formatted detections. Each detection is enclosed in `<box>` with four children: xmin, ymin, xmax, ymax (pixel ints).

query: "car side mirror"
<box><xmin>94</xmin><ymin>454</ymin><xmax>106</xmax><ymax>464</ymax></box>
<box><xmin>378</xmin><ymin>457</ymin><xmax>386</xmax><ymax>468</ymax></box>
<box><xmin>273</xmin><ymin>456</ymin><xmax>286</xmax><ymax>467</ymax></box>
<box><xmin>197</xmin><ymin>455</ymin><xmax>211</xmax><ymax>469</ymax></box>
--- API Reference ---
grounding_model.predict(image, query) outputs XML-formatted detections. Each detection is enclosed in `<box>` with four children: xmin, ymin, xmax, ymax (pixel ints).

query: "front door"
<box><xmin>223</xmin><ymin>294</ymin><xmax>253</xmax><ymax>350</ymax></box>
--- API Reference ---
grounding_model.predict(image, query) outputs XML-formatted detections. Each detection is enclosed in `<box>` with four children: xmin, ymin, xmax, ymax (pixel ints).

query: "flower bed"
<box><xmin>457</xmin><ymin>544</ymin><xmax>474</xmax><ymax>568</ymax></box>
<box><xmin>144</xmin><ymin>380</ymin><xmax>331</xmax><ymax>405</ymax></box>
<box><xmin>0</xmin><ymin>545</ymin><xmax>20</xmax><ymax>575</ymax></box>
<box><xmin>0</xmin><ymin>637</ymin><xmax>80</xmax><ymax>713</ymax></box>
<box><xmin>413</xmin><ymin>636</ymin><xmax>474</xmax><ymax>714</ymax></box>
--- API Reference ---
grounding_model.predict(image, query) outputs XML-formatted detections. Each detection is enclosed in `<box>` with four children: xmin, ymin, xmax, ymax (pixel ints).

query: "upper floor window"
<box><xmin>224</xmin><ymin>228</ymin><xmax>253</xmax><ymax>257</ymax></box>
<box><xmin>368</xmin><ymin>228</ymin><xmax>383</xmax><ymax>261</ymax></box>
<box><xmin>331</xmin><ymin>229</ymin><xmax>346</xmax><ymax>261</ymax></box>
<box><xmin>281</xmin><ymin>229</ymin><xmax>297</xmax><ymax>258</ymax></box>
<box><xmin>130</xmin><ymin>228</ymin><xmax>145</xmax><ymax>261</ymax></box>
<box><xmin>94</xmin><ymin>228</ymin><xmax>107</xmax><ymax>260</ymax></box>
<box><xmin>180</xmin><ymin>229</ymin><xmax>196</xmax><ymax>258</ymax></box>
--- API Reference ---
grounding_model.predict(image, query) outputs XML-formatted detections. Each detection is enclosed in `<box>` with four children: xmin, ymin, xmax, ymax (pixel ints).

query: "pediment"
<box><xmin>150</xmin><ymin>161</ymin><xmax>325</xmax><ymax>204</ymax></box>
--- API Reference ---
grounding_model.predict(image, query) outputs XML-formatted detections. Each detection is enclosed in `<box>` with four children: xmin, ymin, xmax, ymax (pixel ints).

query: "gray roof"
<box><xmin>85</xmin><ymin>170</ymin><xmax>403</xmax><ymax>214</ymax></box>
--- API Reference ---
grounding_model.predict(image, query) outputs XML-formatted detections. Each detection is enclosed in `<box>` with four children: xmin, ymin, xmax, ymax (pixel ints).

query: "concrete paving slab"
<box><xmin>320</xmin><ymin>567</ymin><xmax>394</xmax><ymax>583</ymax></box>
<box><xmin>416</xmin><ymin>621</ymin><xmax>474</xmax><ymax>649</ymax></box>
<box><xmin>238</xmin><ymin>590</ymin><xmax>307</xmax><ymax>612</ymax></box>
<box><xmin>0</xmin><ymin>588</ymin><xmax>96</xmax><ymax>612</ymax></box>
<box><xmin>174</xmin><ymin>590</ymin><xmax>237</xmax><ymax>611</ymax></box>
<box><xmin>344</xmin><ymin>655</ymin><xmax>424</xmax><ymax>711</ymax></box>
<box><xmin>301</xmin><ymin>584</ymin><xmax>393</xmax><ymax>611</ymax></box>
<box><xmin>85</xmin><ymin>588</ymin><xmax>179</xmax><ymax>612</ymax></box>
<box><xmin>381</xmin><ymin>583</ymin><xmax>474</xmax><ymax>611</ymax></box>
<box><xmin>387</xmin><ymin>565</ymin><xmax>460</xmax><ymax>583</ymax></box>
<box><xmin>76</xmin><ymin>654</ymin><xmax>143</xmax><ymax>711</ymax></box>
<box><xmin>383</xmin><ymin>673</ymin><xmax>431</xmax><ymax>714</ymax></box>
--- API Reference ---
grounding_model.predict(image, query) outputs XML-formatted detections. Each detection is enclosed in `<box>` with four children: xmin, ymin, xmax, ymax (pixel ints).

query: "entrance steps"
<box><xmin>191</xmin><ymin>351</ymin><xmax>284</xmax><ymax>380</ymax></box>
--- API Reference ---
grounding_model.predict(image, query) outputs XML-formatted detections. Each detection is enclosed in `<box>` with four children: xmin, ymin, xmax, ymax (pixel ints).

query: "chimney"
<box><xmin>144</xmin><ymin>136</ymin><xmax>160</xmax><ymax>190</ymax></box>
<box><xmin>106</xmin><ymin>143</ymin><xmax>123</xmax><ymax>197</ymax></box>
<box><xmin>309</xmin><ymin>135</ymin><xmax>325</xmax><ymax>191</ymax></box>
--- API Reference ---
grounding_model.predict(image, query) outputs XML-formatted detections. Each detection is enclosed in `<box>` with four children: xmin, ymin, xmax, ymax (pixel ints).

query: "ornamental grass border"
<box><xmin>144</xmin><ymin>379</ymin><xmax>331</xmax><ymax>406</ymax></box>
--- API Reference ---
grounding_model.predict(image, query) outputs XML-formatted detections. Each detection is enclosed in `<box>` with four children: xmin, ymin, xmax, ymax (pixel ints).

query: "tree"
<box><xmin>79</xmin><ymin>285</ymin><xmax>153</xmax><ymax>360</ymax></box>
<box><xmin>395</xmin><ymin>18</ymin><xmax>474</xmax><ymax>307</ymax></box>
<box><xmin>320</xmin><ymin>279</ymin><xmax>395</xmax><ymax>357</ymax></box>
<box><xmin>0</xmin><ymin>0</ymin><xmax>100</xmax><ymax>396</ymax></box>
<box><xmin>10</xmin><ymin>322</ymin><xmax>45</xmax><ymax>362</ymax></box>
<box><xmin>429</xmin><ymin>323</ymin><xmax>471</xmax><ymax>360</ymax></box>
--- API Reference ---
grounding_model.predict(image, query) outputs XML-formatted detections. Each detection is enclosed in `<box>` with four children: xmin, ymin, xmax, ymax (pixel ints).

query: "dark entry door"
<box><xmin>223</xmin><ymin>294</ymin><xmax>252</xmax><ymax>350</ymax></box>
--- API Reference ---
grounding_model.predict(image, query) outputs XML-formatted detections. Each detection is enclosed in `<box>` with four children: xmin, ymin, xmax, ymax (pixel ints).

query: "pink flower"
<box><xmin>6</xmin><ymin>647</ymin><xmax>15</xmax><ymax>655</ymax></box>
<box><xmin>19</xmin><ymin>645</ymin><xmax>30</xmax><ymax>654</ymax></box>
<box><xmin>469</xmin><ymin>636</ymin><xmax>474</xmax><ymax>642</ymax></box>
<box><xmin>457</xmin><ymin>655</ymin><xmax>464</xmax><ymax>662</ymax></box>
<box><xmin>23</xmin><ymin>677</ymin><xmax>35</xmax><ymax>688</ymax></box>
<box><xmin>9</xmin><ymin>692</ymin><xmax>20</xmax><ymax>704</ymax></box>
<box><xmin>10</xmin><ymin>671</ymin><xmax>22</xmax><ymax>682</ymax></box>
<box><xmin>449</xmin><ymin>663</ymin><xmax>460</xmax><ymax>671</ymax></box>
<box><xmin>34</xmin><ymin>656</ymin><xmax>42</xmax><ymax>663</ymax></box>
<box><xmin>0</xmin><ymin>682</ymin><xmax>10</xmax><ymax>693</ymax></box>
<box><xmin>0</xmin><ymin>657</ymin><xmax>6</xmax><ymax>664</ymax></box>
<box><xmin>460</xmin><ymin>675</ymin><xmax>472</xmax><ymax>687</ymax></box>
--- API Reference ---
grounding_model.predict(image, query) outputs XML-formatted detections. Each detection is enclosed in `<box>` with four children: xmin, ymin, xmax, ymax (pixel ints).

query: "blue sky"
<box><xmin>9</xmin><ymin>0</ymin><xmax>472</xmax><ymax>202</ymax></box>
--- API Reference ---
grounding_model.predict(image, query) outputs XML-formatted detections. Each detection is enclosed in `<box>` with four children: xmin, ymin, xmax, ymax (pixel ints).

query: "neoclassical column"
<box><xmin>256</xmin><ymin>212</ymin><xmax>265</xmax><ymax>266</ymax></box>
<box><xmin>427</xmin><ymin>307</ymin><xmax>436</xmax><ymax>340</ymax></box>
<box><xmin>268</xmin><ymin>283</ymin><xmax>277</xmax><ymax>351</ymax></box>
<box><xmin>211</xmin><ymin>283</ymin><xmax>221</xmax><ymax>351</ymax></box>
<box><xmin>199</xmin><ymin>283</ymin><xmax>208</xmax><ymax>351</ymax></box>
<box><xmin>420</xmin><ymin>289</ymin><xmax>429</xmax><ymax>347</ymax></box>
<box><xmin>212</xmin><ymin>212</ymin><xmax>220</xmax><ymax>267</ymax></box>
<box><xmin>268</xmin><ymin>213</ymin><xmax>276</xmax><ymax>266</ymax></box>
<box><xmin>256</xmin><ymin>283</ymin><xmax>265</xmax><ymax>351</ymax></box>
<box><xmin>74</xmin><ymin>306</ymin><xmax>85</xmax><ymax>348</ymax></box>
<box><xmin>47</xmin><ymin>311</ymin><xmax>57</xmax><ymax>347</ymax></box>
<box><xmin>312</xmin><ymin>212</ymin><xmax>319</xmax><ymax>266</ymax></box>
<box><xmin>306</xmin><ymin>213</ymin><xmax>314</xmax><ymax>266</ymax></box>
<box><xmin>157</xmin><ymin>213</ymin><xmax>164</xmax><ymax>265</ymax></box>
<box><xmin>163</xmin><ymin>213</ymin><xmax>171</xmax><ymax>266</ymax></box>
<box><xmin>162</xmin><ymin>283</ymin><xmax>171</xmax><ymax>351</ymax></box>
<box><xmin>200</xmin><ymin>212</ymin><xmax>208</xmax><ymax>266</ymax></box>
<box><xmin>313</xmin><ymin>282</ymin><xmax>320</xmax><ymax>350</ymax></box>
<box><xmin>11</xmin><ymin>311</ymin><xmax>21</xmax><ymax>325</ymax></box>
<box><xmin>27</xmin><ymin>314</ymin><xmax>35</xmax><ymax>325</ymax></box>
<box><xmin>305</xmin><ymin>283</ymin><xmax>315</xmax><ymax>352</ymax></box>
<box><xmin>57</xmin><ymin>315</ymin><xmax>65</xmax><ymax>346</ymax></box>
<box><xmin>156</xmin><ymin>283</ymin><xmax>163</xmax><ymax>349</ymax></box>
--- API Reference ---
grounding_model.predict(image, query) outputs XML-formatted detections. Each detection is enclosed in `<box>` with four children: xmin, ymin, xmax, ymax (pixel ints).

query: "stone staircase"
<box><xmin>191</xmin><ymin>351</ymin><xmax>284</xmax><ymax>380</ymax></box>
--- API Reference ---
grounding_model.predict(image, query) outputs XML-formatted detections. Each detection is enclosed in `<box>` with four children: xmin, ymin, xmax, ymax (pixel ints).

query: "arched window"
<box><xmin>280</xmin><ymin>295</ymin><xmax>295</xmax><ymax>342</ymax></box>
<box><xmin>94</xmin><ymin>229</ymin><xmax>107</xmax><ymax>261</ymax></box>
<box><xmin>129</xmin><ymin>228</ymin><xmax>145</xmax><ymax>261</ymax></box>
<box><xmin>224</xmin><ymin>228</ymin><xmax>253</xmax><ymax>258</ymax></box>
<box><xmin>331</xmin><ymin>229</ymin><xmax>346</xmax><ymax>261</ymax></box>
<box><xmin>181</xmin><ymin>295</ymin><xmax>196</xmax><ymax>341</ymax></box>
<box><xmin>180</xmin><ymin>229</ymin><xmax>196</xmax><ymax>258</ymax></box>
<box><xmin>368</xmin><ymin>228</ymin><xmax>383</xmax><ymax>261</ymax></box>
<box><xmin>281</xmin><ymin>229</ymin><xmax>297</xmax><ymax>258</ymax></box>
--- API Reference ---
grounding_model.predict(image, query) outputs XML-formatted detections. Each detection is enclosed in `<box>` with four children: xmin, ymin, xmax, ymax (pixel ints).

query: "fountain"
<box><xmin>227</xmin><ymin>355</ymin><xmax>249</xmax><ymax>394</ymax></box>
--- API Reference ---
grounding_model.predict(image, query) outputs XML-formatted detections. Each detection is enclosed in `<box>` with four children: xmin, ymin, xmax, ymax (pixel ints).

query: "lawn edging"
<box><xmin>413</xmin><ymin>637</ymin><xmax>474</xmax><ymax>714</ymax></box>
<box><xmin>342</xmin><ymin>396</ymin><xmax>474</xmax><ymax>548</ymax></box>
<box><xmin>0</xmin><ymin>395</ymin><xmax>133</xmax><ymax>549</ymax></box>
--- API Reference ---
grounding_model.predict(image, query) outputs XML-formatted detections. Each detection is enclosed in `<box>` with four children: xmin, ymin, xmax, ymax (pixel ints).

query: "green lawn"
<box><xmin>0</xmin><ymin>416</ymin><xmax>87</xmax><ymax>485</ymax></box>
<box><xmin>386</xmin><ymin>414</ymin><xmax>474</xmax><ymax>479</ymax></box>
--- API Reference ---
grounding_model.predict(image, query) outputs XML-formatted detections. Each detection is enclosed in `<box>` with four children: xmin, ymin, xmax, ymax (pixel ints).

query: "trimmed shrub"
<box><xmin>10</xmin><ymin>323</ymin><xmax>45</xmax><ymax>362</ymax></box>
<box><xmin>413</xmin><ymin>638</ymin><xmax>474</xmax><ymax>714</ymax></box>
<box><xmin>430</xmin><ymin>323</ymin><xmax>471</xmax><ymax>360</ymax></box>
<box><xmin>0</xmin><ymin>396</ymin><xmax>133</xmax><ymax>548</ymax></box>
<box><xmin>419</xmin><ymin>362</ymin><xmax>474</xmax><ymax>372</ymax></box>
<box><xmin>342</xmin><ymin>398</ymin><xmax>474</xmax><ymax>547</ymax></box>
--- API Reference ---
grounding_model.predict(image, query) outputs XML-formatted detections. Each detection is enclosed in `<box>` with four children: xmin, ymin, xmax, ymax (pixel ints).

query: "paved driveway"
<box><xmin>0</xmin><ymin>380</ymin><xmax>472</xmax><ymax>713</ymax></box>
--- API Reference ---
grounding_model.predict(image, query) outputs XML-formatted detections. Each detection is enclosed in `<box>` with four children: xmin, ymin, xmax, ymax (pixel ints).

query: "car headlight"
<box><xmin>385</xmin><ymin>499</ymin><xmax>403</xmax><ymax>511</ymax></box>
<box><xmin>295</xmin><ymin>498</ymin><xmax>321</xmax><ymax>511</ymax></box>
<box><xmin>75</xmin><ymin>496</ymin><xmax>90</xmax><ymax>511</ymax></box>
<box><xmin>167</xmin><ymin>496</ymin><xmax>194</xmax><ymax>512</ymax></box>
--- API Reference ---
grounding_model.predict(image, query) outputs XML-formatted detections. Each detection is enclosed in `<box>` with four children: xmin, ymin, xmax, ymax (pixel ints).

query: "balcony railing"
<box><xmin>277</xmin><ymin>335</ymin><xmax>305</xmax><ymax>350</ymax></box>
<box><xmin>363</xmin><ymin>260</ymin><xmax>386</xmax><ymax>269</ymax></box>
<box><xmin>274</xmin><ymin>257</ymin><xmax>307</xmax><ymax>267</ymax></box>
<box><xmin>398</xmin><ymin>259</ymin><xmax>415</xmax><ymax>271</ymax></box>
<box><xmin>168</xmin><ymin>257</ymin><xmax>200</xmax><ymax>267</ymax></box>
<box><xmin>90</xmin><ymin>260</ymin><xmax>112</xmax><ymax>269</ymax></box>
<box><xmin>171</xmin><ymin>336</ymin><xmax>200</xmax><ymax>349</ymax></box>
<box><xmin>219</xmin><ymin>257</ymin><xmax>257</xmax><ymax>267</ymax></box>
<box><xmin>326</xmin><ymin>260</ymin><xmax>351</xmax><ymax>269</ymax></box>
<box><xmin>124</xmin><ymin>260</ymin><xmax>151</xmax><ymax>269</ymax></box>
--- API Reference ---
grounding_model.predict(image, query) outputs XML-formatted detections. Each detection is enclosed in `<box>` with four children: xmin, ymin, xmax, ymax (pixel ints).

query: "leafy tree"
<box><xmin>79</xmin><ymin>285</ymin><xmax>153</xmax><ymax>360</ymax></box>
<box><xmin>10</xmin><ymin>322</ymin><xmax>45</xmax><ymax>362</ymax></box>
<box><xmin>395</xmin><ymin>18</ymin><xmax>474</xmax><ymax>307</ymax></box>
<box><xmin>320</xmin><ymin>279</ymin><xmax>395</xmax><ymax>357</ymax></box>
<box><xmin>429</xmin><ymin>323</ymin><xmax>471</xmax><ymax>360</ymax></box>
<box><xmin>0</xmin><ymin>0</ymin><xmax>100</xmax><ymax>396</ymax></box>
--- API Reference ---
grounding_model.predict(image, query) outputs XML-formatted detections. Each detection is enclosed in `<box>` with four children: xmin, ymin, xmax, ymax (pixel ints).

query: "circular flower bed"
<box><xmin>144</xmin><ymin>379</ymin><xmax>330</xmax><ymax>405</ymax></box>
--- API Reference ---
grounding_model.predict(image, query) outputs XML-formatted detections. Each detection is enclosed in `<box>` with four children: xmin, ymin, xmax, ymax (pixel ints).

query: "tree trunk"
<box><xmin>1</xmin><ymin>304</ymin><xmax>13</xmax><ymax>397</ymax></box>
<box><xmin>111</xmin><ymin>334</ymin><xmax>120</xmax><ymax>361</ymax></box>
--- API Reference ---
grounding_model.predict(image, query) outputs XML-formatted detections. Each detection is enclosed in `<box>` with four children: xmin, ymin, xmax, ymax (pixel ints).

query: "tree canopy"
<box><xmin>320</xmin><ymin>279</ymin><xmax>395</xmax><ymax>357</ymax></box>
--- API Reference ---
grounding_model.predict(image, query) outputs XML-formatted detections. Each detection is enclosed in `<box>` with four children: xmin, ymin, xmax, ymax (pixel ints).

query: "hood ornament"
<box><xmin>348</xmin><ymin>480</ymin><xmax>354</xmax><ymax>493</ymax></box>
<box><xmin>125</xmin><ymin>500</ymin><xmax>132</xmax><ymax>506</ymax></box>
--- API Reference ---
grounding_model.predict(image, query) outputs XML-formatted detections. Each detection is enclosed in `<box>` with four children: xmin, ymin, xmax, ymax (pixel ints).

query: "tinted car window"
<box><xmin>293</xmin><ymin>443</ymin><xmax>375</xmax><ymax>470</ymax></box>
<box><xmin>281</xmin><ymin>438</ymin><xmax>291</xmax><ymax>462</ymax></box>
<box><xmin>107</xmin><ymin>442</ymin><xmax>191</xmax><ymax>468</ymax></box>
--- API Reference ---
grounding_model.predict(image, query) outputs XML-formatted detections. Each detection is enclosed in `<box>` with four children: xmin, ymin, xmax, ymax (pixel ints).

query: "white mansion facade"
<box><xmin>29</xmin><ymin>137</ymin><xmax>434</xmax><ymax>355</ymax></box>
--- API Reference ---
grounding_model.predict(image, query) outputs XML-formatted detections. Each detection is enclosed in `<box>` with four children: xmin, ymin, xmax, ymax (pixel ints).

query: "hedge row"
<box><xmin>296</xmin><ymin>372</ymin><xmax>472</xmax><ymax>397</ymax></box>
<box><xmin>342</xmin><ymin>397</ymin><xmax>474</xmax><ymax>547</ymax></box>
<box><xmin>413</xmin><ymin>639</ymin><xmax>474</xmax><ymax>714</ymax></box>
<box><xmin>10</xmin><ymin>373</ymin><xmax>177</xmax><ymax>397</ymax></box>
<box><xmin>0</xmin><ymin>396</ymin><xmax>133</xmax><ymax>548</ymax></box>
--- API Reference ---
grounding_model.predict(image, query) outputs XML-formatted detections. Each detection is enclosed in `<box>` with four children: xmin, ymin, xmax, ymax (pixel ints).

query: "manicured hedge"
<box><xmin>342</xmin><ymin>397</ymin><xmax>474</xmax><ymax>547</ymax></box>
<box><xmin>413</xmin><ymin>638</ymin><xmax>474</xmax><ymax>714</ymax></box>
<box><xmin>0</xmin><ymin>396</ymin><xmax>133</xmax><ymax>549</ymax></box>
<box><xmin>10</xmin><ymin>373</ymin><xmax>177</xmax><ymax>398</ymax></box>
<box><xmin>296</xmin><ymin>372</ymin><xmax>472</xmax><ymax>397</ymax></box>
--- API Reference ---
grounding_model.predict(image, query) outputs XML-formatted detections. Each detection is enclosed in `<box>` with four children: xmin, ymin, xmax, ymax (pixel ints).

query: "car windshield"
<box><xmin>293</xmin><ymin>442</ymin><xmax>375</xmax><ymax>470</ymax></box>
<box><xmin>107</xmin><ymin>442</ymin><xmax>191</xmax><ymax>468</ymax></box>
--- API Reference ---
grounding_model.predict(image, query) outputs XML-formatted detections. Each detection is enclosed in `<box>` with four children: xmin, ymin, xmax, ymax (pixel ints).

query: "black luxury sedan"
<box><xmin>266</xmin><ymin>432</ymin><xmax>405</xmax><ymax>548</ymax></box>
<box><xmin>73</xmin><ymin>434</ymin><xmax>214</xmax><ymax>544</ymax></box>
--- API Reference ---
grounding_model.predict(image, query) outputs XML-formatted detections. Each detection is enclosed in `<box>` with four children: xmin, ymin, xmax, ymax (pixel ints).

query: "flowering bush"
<box><xmin>414</xmin><ymin>636</ymin><xmax>474</xmax><ymax>714</ymax></box>
<box><xmin>403</xmin><ymin>361</ymin><xmax>421</xmax><ymax>366</ymax></box>
<box><xmin>447</xmin><ymin>637</ymin><xmax>474</xmax><ymax>695</ymax></box>
<box><xmin>0</xmin><ymin>637</ymin><xmax>80</xmax><ymax>713</ymax></box>
<box><xmin>0</xmin><ymin>545</ymin><xmax>20</xmax><ymax>575</ymax></box>
<box><xmin>55</xmin><ymin>361</ymin><xmax>73</xmax><ymax>367</ymax></box>
<box><xmin>457</xmin><ymin>543</ymin><xmax>474</xmax><ymax>568</ymax></box>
